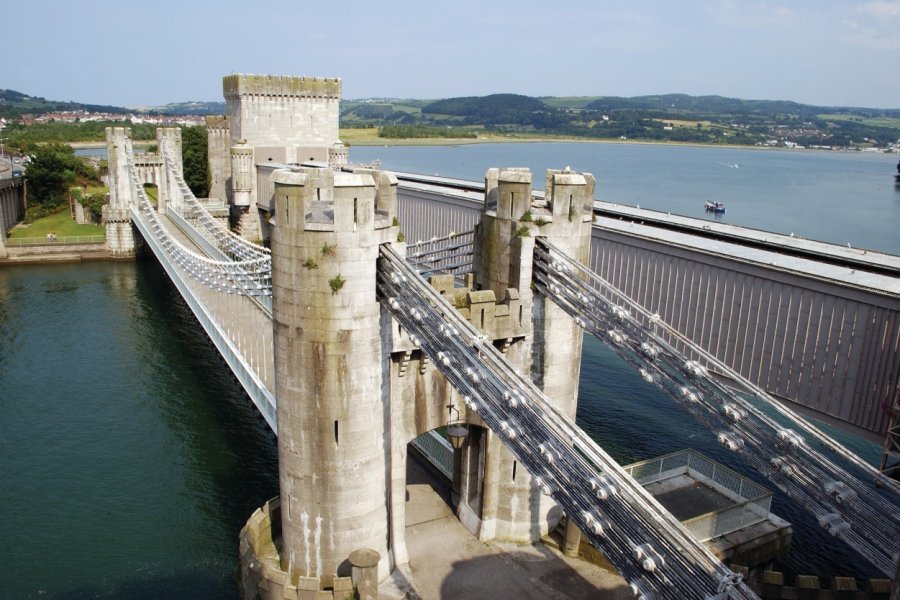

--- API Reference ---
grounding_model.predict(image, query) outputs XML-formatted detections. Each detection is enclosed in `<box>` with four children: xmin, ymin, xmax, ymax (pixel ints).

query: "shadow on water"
<box><xmin>131</xmin><ymin>255</ymin><xmax>279</xmax><ymax>533</ymax></box>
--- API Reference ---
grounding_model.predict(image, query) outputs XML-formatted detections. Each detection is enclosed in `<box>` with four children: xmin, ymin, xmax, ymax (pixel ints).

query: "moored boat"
<box><xmin>704</xmin><ymin>201</ymin><xmax>726</xmax><ymax>213</ymax></box>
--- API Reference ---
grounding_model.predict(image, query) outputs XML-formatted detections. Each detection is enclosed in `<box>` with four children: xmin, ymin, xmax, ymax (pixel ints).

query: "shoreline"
<box><xmin>340</xmin><ymin>132</ymin><xmax>894</xmax><ymax>154</ymax></box>
<box><xmin>0</xmin><ymin>242</ymin><xmax>118</xmax><ymax>265</ymax></box>
<box><xmin>64</xmin><ymin>135</ymin><xmax>894</xmax><ymax>155</ymax></box>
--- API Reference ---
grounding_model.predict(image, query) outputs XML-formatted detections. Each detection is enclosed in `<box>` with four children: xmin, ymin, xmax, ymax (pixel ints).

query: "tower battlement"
<box><xmin>223</xmin><ymin>74</ymin><xmax>341</xmax><ymax>99</ymax></box>
<box><xmin>271</xmin><ymin>167</ymin><xmax>397</xmax><ymax>233</ymax></box>
<box><xmin>205</xmin><ymin>115</ymin><xmax>230</xmax><ymax>130</ymax></box>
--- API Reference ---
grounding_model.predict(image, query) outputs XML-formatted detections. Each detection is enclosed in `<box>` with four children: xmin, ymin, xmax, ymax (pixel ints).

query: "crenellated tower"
<box><xmin>104</xmin><ymin>127</ymin><xmax>139</xmax><ymax>258</ymax></box>
<box><xmin>155</xmin><ymin>127</ymin><xmax>182</xmax><ymax>215</ymax></box>
<box><xmin>217</xmin><ymin>74</ymin><xmax>347</xmax><ymax>241</ymax></box>
<box><xmin>205</xmin><ymin>115</ymin><xmax>231</xmax><ymax>204</ymax></box>
<box><xmin>465</xmin><ymin>167</ymin><xmax>594</xmax><ymax>543</ymax></box>
<box><xmin>240</xmin><ymin>164</ymin><xmax>596</xmax><ymax>598</ymax></box>
<box><xmin>266</xmin><ymin>167</ymin><xmax>400</xmax><ymax>588</ymax></box>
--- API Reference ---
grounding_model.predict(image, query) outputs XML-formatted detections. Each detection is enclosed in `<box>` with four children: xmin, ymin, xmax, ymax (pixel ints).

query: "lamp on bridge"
<box><xmin>446</xmin><ymin>403</ymin><xmax>469</xmax><ymax>449</ymax></box>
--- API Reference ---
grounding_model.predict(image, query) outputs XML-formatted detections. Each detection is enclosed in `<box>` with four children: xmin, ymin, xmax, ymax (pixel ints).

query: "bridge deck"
<box><xmin>162</xmin><ymin>213</ymin><xmax>275</xmax><ymax>393</ymax></box>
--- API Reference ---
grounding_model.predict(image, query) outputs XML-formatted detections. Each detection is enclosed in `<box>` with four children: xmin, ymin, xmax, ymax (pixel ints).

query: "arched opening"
<box><xmin>404</xmin><ymin>424</ymin><xmax>487</xmax><ymax>539</ymax></box>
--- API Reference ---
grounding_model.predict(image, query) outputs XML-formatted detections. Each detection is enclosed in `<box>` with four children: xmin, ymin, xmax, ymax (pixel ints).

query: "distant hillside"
<box><xmin>400</xmin><ymin>92</ymin><xmax>900</xmax><ymax>148</ymax></box>
<box><xmin>340</xmin><ymin>99</ymin><xmax>428</xmax><ymax>125</ymax></box>
<box><xmin>143</xmin><ymin>101</ymin><xmax>225</xmax><ymax>116</ymax></box>
<box><xmin>585</xmin><ymin>94</ymin><xmax>811</xmax><ymax>116</ymax></box>
<box><xmin>583</xmin><ymin>94</ymin><xmax>900</xmax><ymax>120</ymax></box>
<box><xmin>421</xmin><ymin>93</ymin><xmax>564</xmax><ymax>127</ymax></box>
<box><xmin>0</xmin><ymin>89</ymin><xmax>129</xmax><ymax>118</ymax></box>
<box><xmin>3</xmin><ymin>86</ymin><xmax>899</xmax><ymax>150</ymax></box>
<box><xmin>0</xmin><ymin>89</ymin><xmax>225</xmax><ymax>118</ymax></box>
<box><xmin>540</xmin><ymin>96</ymin><xmax>603</xmax><ymax>109</ymax></box>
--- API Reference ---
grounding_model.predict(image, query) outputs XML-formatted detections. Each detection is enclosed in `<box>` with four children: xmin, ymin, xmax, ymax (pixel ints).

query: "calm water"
<box><xmin>0</xmin><ymin>262</ymin><xmax>278</xmax><ymax>599</ymax></box>
<box><xmin>351</xmin><ymin>143</ymin><xmax>900</xmax><ymax>254</ymax></box>
<box><xmin>2</xmin><ymin>144</ymin><xmax>898</xmax><ymax>597</ymax></box>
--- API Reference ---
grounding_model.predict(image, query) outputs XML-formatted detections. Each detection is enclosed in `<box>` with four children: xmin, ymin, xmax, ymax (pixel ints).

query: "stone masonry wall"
<box><xmin>224</xmin><ymin>74</ymin><xmax>341</xmax><ymax>159</ymax></box>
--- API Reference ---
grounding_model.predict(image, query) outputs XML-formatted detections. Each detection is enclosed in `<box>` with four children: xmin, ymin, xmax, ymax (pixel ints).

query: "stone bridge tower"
<box><xmin>104</xmin><ymin>127</ymin><xmax>184</xmax><ymax>258</ymax></box>
<box><xmin>473</xmin><ymin>167</ymin><xmax>595</xmax><ymax>550</ymax></box>
<box><xmin>155</xmin><ymin>127</ymin><xmax>182</xmax><ymax>215</ymax></box>
<box><xmin>253</xmin><ymin>167</ymin><xmax>400</xmax><ymax>595</ymax></box>
<box><xmin>104</xmin><ymin>127</ymin><xmax>139</xmax><ymax>258</ymax></box>
<box><xmin>209</xmin><ymin>74</ymin><xmax>346</xmax><ymax>242</ymax></box>
<box><xmin>240</xmin><ymin>165</ymin><xmax>595</xmax><ymax>599</ymax></box>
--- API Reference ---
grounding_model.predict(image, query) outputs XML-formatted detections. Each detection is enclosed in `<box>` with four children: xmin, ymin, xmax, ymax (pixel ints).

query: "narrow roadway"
<box><xmin>379</xmin><ymin>452</ymin><xmax>631</xmax><ymax>600</ymax></box>
<box><xmin>160</xmin><ymin>213</ymin><xmax>275</xmax><ymax>391</ymax></box>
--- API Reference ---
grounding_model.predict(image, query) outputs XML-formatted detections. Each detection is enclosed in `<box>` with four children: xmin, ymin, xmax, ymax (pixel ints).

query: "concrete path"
<box><xmin>379</xmin><ymin>453</ymin><xmax>631</xmax><ymax>600</ymax></box>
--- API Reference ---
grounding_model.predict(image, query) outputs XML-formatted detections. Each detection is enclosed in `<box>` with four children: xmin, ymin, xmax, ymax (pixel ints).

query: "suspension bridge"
<box><xmin>105</xmin><ymin>124</ymin><xmax>900</xmax><ymax>600</ymax></box>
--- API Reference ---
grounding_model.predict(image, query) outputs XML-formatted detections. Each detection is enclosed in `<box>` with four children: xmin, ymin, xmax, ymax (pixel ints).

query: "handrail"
<box><xmin>6</xmin><ymin>235</ymin><xmax>106</xmax><ymax>246</ymax></box>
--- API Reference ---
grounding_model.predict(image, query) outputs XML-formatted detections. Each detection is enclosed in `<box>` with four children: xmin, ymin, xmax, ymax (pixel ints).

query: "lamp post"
<box><xmin>446</xmin><ymin>403</ymin><xmax>469</xmax><ymax>449</ymax></box>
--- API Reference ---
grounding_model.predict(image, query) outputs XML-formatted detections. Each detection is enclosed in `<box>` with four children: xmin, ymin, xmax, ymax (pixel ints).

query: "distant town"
<box><xmin>0</xmin><ymin>111</ymin><xmax>206</xmax><ymax>129</ymax></box>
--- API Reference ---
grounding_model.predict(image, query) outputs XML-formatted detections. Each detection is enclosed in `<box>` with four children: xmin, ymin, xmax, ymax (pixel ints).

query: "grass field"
<box><xmin>9</xmin><ymin>208</ymin><xmax>104</xmax><ymax>239</ymax></box>
<box><xmin>818</xmin><ymin>114</ymin><xmax>900</xmax><ymax>131</ymax></box>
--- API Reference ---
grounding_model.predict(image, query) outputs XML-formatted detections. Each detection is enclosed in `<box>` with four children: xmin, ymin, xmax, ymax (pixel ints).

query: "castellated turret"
<box><xmin>230</xmin><ymin>142</ymin><xmax>254</xmax><ymax>208</ymax></box>
<box><xmin>206</xmin><ymin>115</ymin><xmax>231</xmax><ymax>203</ymax></box>
<box><xmin>268</xmin><ymin>166</ymin><xmax>399</xmax><ymax>583</ymax></box>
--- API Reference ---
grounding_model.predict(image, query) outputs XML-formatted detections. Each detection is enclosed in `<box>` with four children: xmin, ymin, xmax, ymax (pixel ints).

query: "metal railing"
<box><xmin>624</xmin><ymin>450</ymin><xmax>773</xmax><ymax>542</ymax></box>
<box><xmin>407</xmin><ymin>229</ymin><xmax>475</xmax><ymax>280</ymax></box>
<box><xmin>131</xmin><ymin>205</ymin><xmax>278</xmax><ymax>432</ymax></box>
<box><xmin>535</xmin><ymin>238</ymin><xmax>900</xmax><ymax>576</ymax></box>
<box><xmin>410</xmin><ymin>430</ymin><xmax>454</xmax><ymax>480</ymax></box>
<box><xmin>378</xmin><ymin>246</ymin><xmax>756</xmax><ymax>599</ymax></box>
<box><xmin>5</xmin><ymin>235</ymin><xmax>105</xmax><ymax>246</ymax></box>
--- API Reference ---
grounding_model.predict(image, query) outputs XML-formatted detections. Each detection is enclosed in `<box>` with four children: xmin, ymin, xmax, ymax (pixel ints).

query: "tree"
<box><xmin>26</xmin><ymin>143</ymin><xmax>80</xmax><ymax>210</ymax></box>
<box><xmin>181</xmin><ymin>125</ymin><xmax>208</xmax><ymax>198</ymax></box>
<box><xmin>23</xmin><ymin>143</ymin><xmax>101</xmax><ymax>220</ymax></box>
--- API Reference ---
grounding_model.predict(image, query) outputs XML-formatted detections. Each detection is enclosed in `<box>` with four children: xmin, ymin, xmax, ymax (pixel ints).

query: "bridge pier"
<box><xmin>104</xmin><ymin>127</ymin><xmax>141</xmax><ymax>258</ymax></box>
<box><xmin>468</xmin><ymin>167</ymin><xmax>595</xmax><ymax>543</ymax></box>
<box><xmin>0</xmin><ymin>176</ymin><xmax>27</xmax><ymax>259</ymax></box>
<box><xmin>240</xmin><ymin>164</ymin><xmax>596</xmax><ymax>598</ymax></box>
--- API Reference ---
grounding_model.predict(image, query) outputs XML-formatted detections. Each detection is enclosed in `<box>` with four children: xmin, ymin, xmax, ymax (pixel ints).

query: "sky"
<box><xmin>2</xmin><ymin>0</ymin><xmax>899</xmax><ymax>109</ymax></box>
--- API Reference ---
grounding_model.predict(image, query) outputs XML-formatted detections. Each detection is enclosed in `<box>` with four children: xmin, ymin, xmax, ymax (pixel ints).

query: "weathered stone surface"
<box><xmin>271</xmin><ymin>169</ymin><xmax>396</xmax><ymax>582</ymax></box>
<box><xmin>350</xmin><ymin>548</ymin><xmax>380</xmax><ymax>600</ymax></box>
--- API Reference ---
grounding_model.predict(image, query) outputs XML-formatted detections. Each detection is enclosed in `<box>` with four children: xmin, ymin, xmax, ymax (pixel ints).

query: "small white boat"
<box><xmin>704</xmin><ymin>201</ymin><xmax>726</xmax><ymax>214</ymax></box>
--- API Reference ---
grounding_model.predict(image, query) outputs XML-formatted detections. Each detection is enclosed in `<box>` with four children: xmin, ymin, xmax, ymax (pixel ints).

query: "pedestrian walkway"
<box><xmin>379</xmin><ymin>452</ymin><xmax>631</xmax><ymax>599</ymax></box>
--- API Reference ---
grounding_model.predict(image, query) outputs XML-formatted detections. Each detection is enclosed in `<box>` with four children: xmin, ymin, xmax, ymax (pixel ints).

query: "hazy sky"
<box><xmin>3</xmin><ymin>0</ymin><xmax>899</xmax><ymax>108</ymax></box>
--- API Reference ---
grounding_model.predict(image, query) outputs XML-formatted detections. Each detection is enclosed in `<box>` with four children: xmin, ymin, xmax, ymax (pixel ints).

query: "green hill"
<box><xmin>422</xmin><ymin>93</ymin><xmax>562</xmax><ymax>126</ymax></box>
<box><xmin>0</xmin><ymin>89</ymin><xmax>129</xmax><ymax>118</ymax></box>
